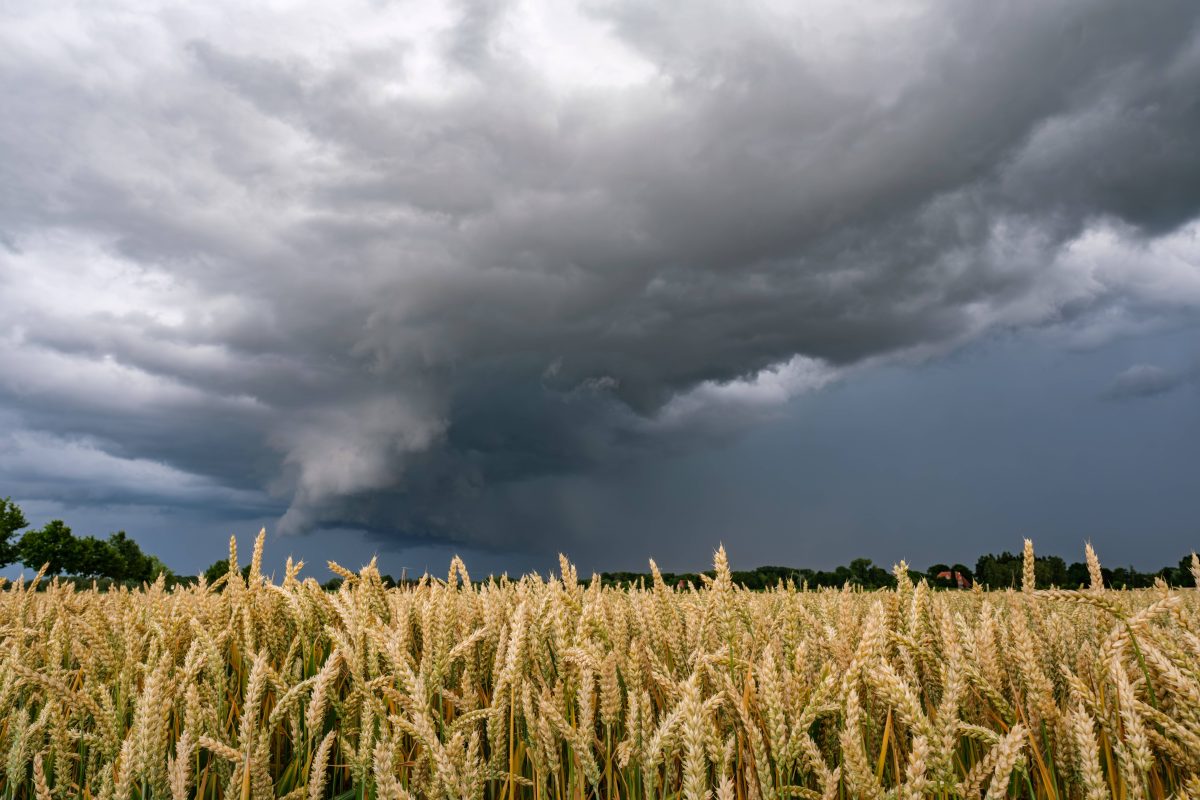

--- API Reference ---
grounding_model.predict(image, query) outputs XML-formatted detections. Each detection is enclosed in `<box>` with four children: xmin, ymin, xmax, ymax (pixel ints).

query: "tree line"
<box><xmin>2</xmin><ymin>497</ymin><xmax>1196</xmax><ymax>590</ymax></box>
<box><xmin>0</xmin><ymin>498</ymin><xmax>171</xmax><ymax>584</ymax></box>
<box><xmin>598</xmin><ymin>551</ymin><xmax>1200</xmax><ymax>590</ymax></box>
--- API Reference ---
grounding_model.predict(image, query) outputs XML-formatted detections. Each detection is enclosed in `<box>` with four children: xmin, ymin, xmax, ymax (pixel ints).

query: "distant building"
<box><xmin>936</xmin><ymin>569</ymin><xmax>973</xmax><ymax>589</ymax></box>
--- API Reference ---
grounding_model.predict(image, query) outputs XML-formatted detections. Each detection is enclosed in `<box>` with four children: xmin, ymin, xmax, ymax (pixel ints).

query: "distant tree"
<box><xmin>145</xmin><ymin>555</ymin><xmax>175</xmax><ymax>582</ymax></box>
<box><xmin>203</xmin><ymin>558</ymin><xmax>231</xmax><ymax>584</ymax></box>
<box><xmin>599</xmin><ymin>551</ymin><xmax>1199</xmax><ymax>593</ymax></box>
<box><xmin>18</xmin><ymin>520</ymin><xmax>80</xmax><ymax>575</ymax></box>
<box><xmin>1066</xmin><ymin>561</ymin><xmax>1091</xmax><ymax>588</ymax></box>
<box><xmin>105</xmin><ymin>531</ymin><xmax>155</xmax><ymax>583</ymax></box>
<box><xmin>975</xmin><ymin>551</ymin><xmax>1070</xmax><ymax>588</ymax></box>
<box><xmin>1035</xmin><ymin>555</ymin><xmax>1069</xmax><ymax>588</ymax></box>
<box><xmin>845</xmin><ymin>558</ymin><xmax>894</xmax><ymax>589</ymax></box>
<box><xmin>75</xmin><ymin>536</ymin><xmax>120</xmax><ymax>579</ymax></box>
<box><xmin>1174</xmin><ymin>555</ymin><xmax>1197</xmax><ymax>588</ymax></box>
<box><xmin>1107</xmin><ymin>566</ymin><xmax>1153</xmax><ymax>590</ymax></box>
<box><xmin>0</xmin><ymin>497</ymin><xmax>29</xmax><ymax>568</ymax></box>
<box><xmin>975</xmin><ymin>552</ymin><xmax>1021</xmax><ymax>588</ymax></box>
<box><xmin>202</xmin><ymin>558</ymin><xmax>251</xmax><ymax>586</ymax></box>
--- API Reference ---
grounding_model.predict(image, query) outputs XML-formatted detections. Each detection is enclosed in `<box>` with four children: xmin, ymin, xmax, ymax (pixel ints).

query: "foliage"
<box><xmin>16</xmin><ymin>519</ymin><xmax>79</xmax><ymax>575</ymax></box>
<box><xmin>601</xmin><ymin>552</ymin><xmax>1196</xmax><ymax>592</ymax></box>
<box><xmin>975</xmin><ymin>550</ymin><xmax>1189</xmax><ymax>590</ymax></box>
<box><xmin>0</xmin><ymin>496</ymin><xmax>29</xmax><ymax>568</ymax></box>
<box><xmin>3</xmin><ymin>498</ymin><xmax>168</xmax><ymax>583</ymax></box>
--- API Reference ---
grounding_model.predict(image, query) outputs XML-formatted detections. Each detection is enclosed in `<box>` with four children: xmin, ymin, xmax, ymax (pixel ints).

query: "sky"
<box><xmin>1</xmin><ymin>0</ymin><xmax>1198</xmax><ymax>579</ymax></box>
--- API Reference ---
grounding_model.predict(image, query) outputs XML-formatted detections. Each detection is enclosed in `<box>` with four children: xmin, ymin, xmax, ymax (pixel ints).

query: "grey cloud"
<box><xmin>2</xmin><ymin>0</ymin><xmax>1200</xmax><ymax>553</ymax></box>
<box><xmin>1104</xmin><ymin>364</ymin><xmax>1190</xmax><ymax>400</ymax></box>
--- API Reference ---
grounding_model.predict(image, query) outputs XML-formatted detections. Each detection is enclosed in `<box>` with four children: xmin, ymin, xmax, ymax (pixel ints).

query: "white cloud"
<box><xmin>0</xmin><ymin>428</ymin><xmax>268</xmax><ymax>508</ymax></box>
<box><xmin>656</xmin><ymin>356</ymin><xmax>841</xmax><ymax>429</ymax></box>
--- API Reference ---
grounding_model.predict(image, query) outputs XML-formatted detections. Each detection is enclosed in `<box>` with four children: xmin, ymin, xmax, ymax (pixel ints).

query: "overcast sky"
<box><xmin>2</xmin><ymin>0</ymin><xmax>1198</xmax><ymax>578</ymax></box>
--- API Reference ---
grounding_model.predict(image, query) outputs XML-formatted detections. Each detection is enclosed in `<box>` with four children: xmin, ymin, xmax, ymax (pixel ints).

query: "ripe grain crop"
<box><xmin>2</xmin><ymin>534</ymin><xmax>1200</xmax><ymax>799</ymax></box>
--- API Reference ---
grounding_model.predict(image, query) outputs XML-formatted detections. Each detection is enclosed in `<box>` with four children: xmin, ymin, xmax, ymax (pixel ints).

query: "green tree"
<box><xmin>105</xmin><ymin>531</ymin><xmax>154</xmax><ymax>583</ymax></box>
<box><xmin>0</xmin><ymin>497</ymin><xmax>29</xmax><ymax>567</ymax></box>
<box><xmin>975</xmin><ymin>552</ymin><xmax>1021</xmax><ymax>588</ymax></box>
<box><xmin>1035</xmin><ymin>555</ymin><xmax>1069</xmax><ymax>588</ymax></box>
<box><xmin>1174</xmin><ymin>555</ymin><xmax>1197</xmax><ymax>588</ymax></box>
<box><xmin>18</xmin><ymin>519</ymin><xmax>80</xmax><ymax>575</ymax></box>
<box><xmin>203</xmin><ymin>558</ymin><xmax>230</xmax><ymax>584</ymax></box>
<box><xmin>75</xmin><ymin>536</ymin><xmax>119</xmax><ymax>579</ymax></box>
<box><xmin>1066</xmin><ymin>561</ymin><xmax>1090</xmax><ymax>588</ymax></box>
<box><xmin>145</xmin><ymin>555</ymin><xmax>175</xmax><ymax>582</ymax></box>
<box><xmin>202</xmin><ymin>558</ymin><xmax>252</xmax><ymax>587</ymax></box>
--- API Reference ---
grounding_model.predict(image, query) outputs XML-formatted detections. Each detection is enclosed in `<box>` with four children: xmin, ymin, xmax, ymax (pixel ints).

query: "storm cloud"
<box><xmin>2</xmin><ymin>0</ymin><xmax>1200</xmax><ymax>558</ymax></box>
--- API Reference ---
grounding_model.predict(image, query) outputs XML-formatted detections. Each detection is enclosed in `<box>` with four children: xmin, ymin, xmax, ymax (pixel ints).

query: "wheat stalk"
<box><xmin>2</xmin><ymin>537</ymin><xmax>1199</xmax><ymax>800</ymax></box>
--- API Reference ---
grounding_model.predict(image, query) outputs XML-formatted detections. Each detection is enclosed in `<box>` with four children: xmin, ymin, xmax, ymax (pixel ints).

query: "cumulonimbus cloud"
<box><xmin>1</xmin><ymin>0</ymin><xmax>1199</xmax><ymax>549</ymax></box>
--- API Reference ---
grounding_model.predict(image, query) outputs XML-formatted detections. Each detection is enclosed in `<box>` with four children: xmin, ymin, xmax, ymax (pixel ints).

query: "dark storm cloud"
<box><xmin>2</xmin><ymin>0</ymin><xmax>1200</xmax><ymax>554</ymax></box>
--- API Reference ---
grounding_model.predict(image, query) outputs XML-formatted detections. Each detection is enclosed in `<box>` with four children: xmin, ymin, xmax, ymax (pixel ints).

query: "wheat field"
<box><xmin>2</xmin><ymin>535</ymin><xmax>1199</xmax><ymax>800</ymax></box>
